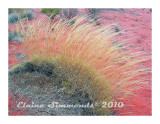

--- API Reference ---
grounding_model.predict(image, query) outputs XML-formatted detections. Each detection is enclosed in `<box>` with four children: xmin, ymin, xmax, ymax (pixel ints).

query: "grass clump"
<box><xmin>10</xmin><ymin>15</ymin><xmax>151</xmax><ymax>115</ymax></box>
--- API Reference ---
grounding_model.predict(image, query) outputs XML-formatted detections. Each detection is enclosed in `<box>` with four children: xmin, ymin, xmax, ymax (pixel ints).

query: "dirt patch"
<box><xmin>9</xmin><ymin>62</ymin><xmax>96</xmax><ymax>115</ymax></box>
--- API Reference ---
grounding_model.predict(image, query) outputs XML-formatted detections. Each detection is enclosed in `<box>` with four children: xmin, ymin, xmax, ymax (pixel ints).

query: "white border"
<box><xmin>1</xmin><ymin>0</ymin><xmax>159</xmax><ymax>123</ymax></box>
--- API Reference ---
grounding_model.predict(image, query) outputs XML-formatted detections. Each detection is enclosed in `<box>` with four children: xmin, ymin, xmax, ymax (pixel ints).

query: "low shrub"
<box><xmin>22</xmin><ymin>9</ymin><xmax>34</xmax><ymax>20</ymax></box>
<box><xmin>8</xmin><ymin>13</ymin><xmax>20</xmax><ymax>24</ymax></box>
<box><xmin>41</xmin><ymin>8</ymin><xmax>62</xmax><ymax>19</ymax></box>
<box><xmin>8</xmin><ymin>31</ymin><xmax>22</xmax><ymax>42</ymax></box>
<box><xmin>8</xmin><ymin>8</ymin><xmax>34</xmax><ymax>24</ymax></box>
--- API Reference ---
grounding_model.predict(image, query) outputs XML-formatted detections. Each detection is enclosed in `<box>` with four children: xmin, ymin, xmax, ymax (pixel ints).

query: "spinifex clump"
<box><xmin>9</xmin><ymin>15</ymin><xmax>151</xmax><ymax>115</ymax></box>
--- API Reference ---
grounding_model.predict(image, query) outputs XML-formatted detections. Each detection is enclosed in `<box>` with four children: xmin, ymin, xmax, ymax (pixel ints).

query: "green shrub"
<box><xmin>41</xmin><ymin>8</ymin><xmax>62</xmax><ymax>19</ymax></box>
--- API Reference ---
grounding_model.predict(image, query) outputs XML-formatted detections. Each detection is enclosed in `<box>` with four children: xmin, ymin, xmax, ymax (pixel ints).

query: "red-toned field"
<box><xmin>8</xmin><ymin>8</ymin><xmax>152</xmax><ymax>115</ymax></box>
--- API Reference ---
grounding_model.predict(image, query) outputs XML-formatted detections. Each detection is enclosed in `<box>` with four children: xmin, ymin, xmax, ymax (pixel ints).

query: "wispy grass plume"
<box><xmin>11</xmin><ymin>15</ymin><xmax>151</xmax><ymax>115</ymax></box>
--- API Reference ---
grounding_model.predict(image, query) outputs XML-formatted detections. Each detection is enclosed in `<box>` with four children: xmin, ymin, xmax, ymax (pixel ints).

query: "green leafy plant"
<box><xmin>41</xmin><ymin>8</ymin><xmax>62</xmax><ymax>19</ymax></box>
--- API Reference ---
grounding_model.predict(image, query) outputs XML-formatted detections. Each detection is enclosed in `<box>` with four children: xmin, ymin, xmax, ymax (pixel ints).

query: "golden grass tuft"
<box><xmin>13</xmin><ymin>15</ymin><xmax>151</xmax><ymax>115</ymax></box>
